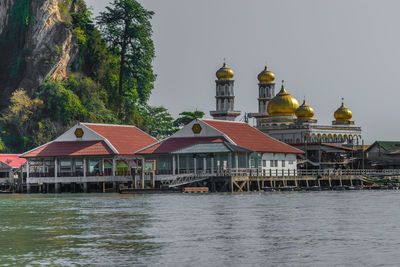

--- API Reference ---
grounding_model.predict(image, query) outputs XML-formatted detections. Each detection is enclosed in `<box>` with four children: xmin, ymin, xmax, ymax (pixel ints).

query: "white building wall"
<box><xmin>55</xmin><ymin>124</ymin><xmax>104</xmax><ymax>142</ymax></box>
<box><xmin>171</xmin><ymin>120</ymin><xmax>226</xmax><ymax>139</ymax></box>
<box><xmin>261</xmin><ymin>153</ymin><xmax>297</xmax><ymax>176</ymax></box>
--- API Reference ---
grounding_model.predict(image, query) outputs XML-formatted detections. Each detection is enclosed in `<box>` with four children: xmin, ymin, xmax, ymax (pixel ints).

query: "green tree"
<box><xmin>1</xmin><ymin>89</ymin><xmax>44</xmax><ymax>151</ymax></box>
<box><xmin>173</xmin><ymin>111</ymin><xmax>205</xmax><ymax>128</ymax></box>
<box><xmin>65</xmin><ymin>76</ymin><xmax>116</xmax><ymax>123</ymax></box>
<box><xmin>36</xmin><ymin>79</ymin><xmax>87</xmax><ymax>125</ymax></box>
<box><xmin>97</xmin><ymin>0</ymin><xmax>155</xmax><ymax>113</ymax></box>
<box><xmin>139</xmin><ymin>105</ymin><xmax>178</xmax><ymax>140</ymax></box>
<box><xmin>2</xmin><ymin>89</ymin><xmax>43</xmax><ymax>137</ymax></box>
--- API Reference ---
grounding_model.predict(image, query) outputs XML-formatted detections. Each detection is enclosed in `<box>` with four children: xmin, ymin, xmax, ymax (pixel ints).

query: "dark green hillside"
<box><xmin>0</xmin><ymin>0</ymin><xmax>177</xmax><ymax>152</ymax></box>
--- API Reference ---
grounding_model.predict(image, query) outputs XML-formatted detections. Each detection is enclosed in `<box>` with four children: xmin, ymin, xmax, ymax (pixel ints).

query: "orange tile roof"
<box><xmin>138</xmin><ymin>137</ymin><xmax>227</xmax><ymax>154</ymax></box>
<box><xmin>82</xmin><ymin>123</ymin><xmax>157</xmax><ymax>155</ymax></box>
<box><xmin>0</xmin><ymin>154</ymin><xmax>26</xmax><ymax>168</ymax></box>
<box><xmin>202</xmin><ymin>119</ymin><xmax>303</xmax><ymax>154</ymax></box>
<box><xmin>22</xmin><ymin>141</ymin><xmax>114</xmax><ymax>158</ymax></box>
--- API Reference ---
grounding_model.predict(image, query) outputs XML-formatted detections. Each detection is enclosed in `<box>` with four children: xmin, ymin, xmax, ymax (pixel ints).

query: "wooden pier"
<box><xmin>164</xmin><ymin>169</ymin><xmax>400</xmax><ymax>193</ymax></box>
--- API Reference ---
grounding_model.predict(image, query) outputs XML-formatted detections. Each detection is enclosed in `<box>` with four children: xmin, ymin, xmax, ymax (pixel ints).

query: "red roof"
<box><xmin>22</xmin><ymin>141</ymin><xmax>115</xmax><ymax>158</ymax></box>
<box><xmin>83</xmin><ymin>123</ymin><xmax>157</xmax><ymax>155</ymax></box>
<box><xmin>139</xmin><ymin>137</ymin><xmax>227</xmax><ymax>154</ymax></box>
<box><xmin>202</xmin><ymin>119</ymin><xmax>303</xmax><ymax>154</ymax></box>
<box><xmin>0</xmin><ymin>154</ymin><xmax>26</xmax><ymax>168</ymax></box>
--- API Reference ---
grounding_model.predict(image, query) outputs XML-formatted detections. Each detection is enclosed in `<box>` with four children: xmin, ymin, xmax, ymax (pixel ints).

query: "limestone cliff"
<box><xmin>0</xmin><ymin>0</ymin><xmax>81</xmax><ymax>97</ymax></box>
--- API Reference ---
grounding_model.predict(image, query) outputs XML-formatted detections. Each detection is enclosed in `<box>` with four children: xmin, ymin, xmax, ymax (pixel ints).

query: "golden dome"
<box><xmin>257</xmin><ymin>66</ymin><xmax>275</xmax><ymax>83</ymax></box>
<box><xmin>296</xmin><ymin>99</ymin><xmax>314</xmax><ymax>120</ymax></box>
<box><xmin>334</xmin><ymin>101</ymin><xmax>352</xmax><ymax>121</ymax></box>
<box><xmin>216</xmin><ymin>62</ymin><xmax>234</xmax><ymax>80</ymax></box>
<box><xmin>267</xmin><ymin>82</ymin><xmax>299</xmax><ymax>116</ymax></box>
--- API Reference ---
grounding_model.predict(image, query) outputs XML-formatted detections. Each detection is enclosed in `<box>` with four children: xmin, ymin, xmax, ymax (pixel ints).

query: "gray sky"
<box><xmin>85</xmin><ymin>0</ymin><xmax>400</xmax><ymax>144</ymax></box>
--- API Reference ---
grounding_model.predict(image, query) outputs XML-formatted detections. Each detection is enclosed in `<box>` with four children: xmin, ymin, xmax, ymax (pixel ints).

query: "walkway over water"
<box><xmin>160</xmin><ymin>169</ymin><xmax>400</xmax><ymax>191</ymax></box>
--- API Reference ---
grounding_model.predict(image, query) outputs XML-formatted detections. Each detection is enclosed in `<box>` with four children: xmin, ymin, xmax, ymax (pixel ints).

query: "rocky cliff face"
<box><xmin>0</xmin><ymin>0</ymin><xmax>15</xmax><ymax>35</ymax></box>
<box><xmin>0</xmin><ymin>0</ymin><xmax>79</xmax><ymax>96</ymax></box>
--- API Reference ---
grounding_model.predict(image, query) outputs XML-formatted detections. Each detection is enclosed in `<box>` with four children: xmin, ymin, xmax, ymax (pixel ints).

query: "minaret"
<box><xmin>257</xmin><ymin>65</ymin><xmax>276</xmax><ymax>114</ymax></box>
<box><xmin>210</xmin><ymin>62</ymin><xmax>241</xmax><ymax>121</ymax></box>
<box><xmin>252</xmin><ymin>65</ymin><xmax>276</xmax><ymax>126</ymax></box>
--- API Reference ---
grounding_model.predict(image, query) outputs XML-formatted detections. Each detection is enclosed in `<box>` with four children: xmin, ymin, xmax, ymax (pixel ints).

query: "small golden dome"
<box><xmin>334</xmin><ymin>101</ymin><xmax>352</xmax><ymax>121</ymax></box>
<box><xmin>296</xmin><ymin>99</ymin><xmax>314</xmax><ymax>120</ymax></box>
<box><xmin>216</xmin><ymin>62</ymin><xmax>234</xmax><ymax>80</ymax></box>
<box><xmin>267</xmin><ymin>81</ymin><xmax>299</xmax><ymax>116</ymax></box>
<box><xmin>257</xmin><ymin>66</ymin><xmax>275</xmax><ymax>83</ymax></box>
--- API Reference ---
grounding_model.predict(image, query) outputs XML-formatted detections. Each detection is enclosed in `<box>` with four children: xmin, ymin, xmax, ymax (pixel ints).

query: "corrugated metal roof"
<box><xmin>0</xmin><ymin>154</ymin><xmax>26</xmax><ymax>168</ymax></box>
<box><xmin>138</xmin><ymin>137</ymin><xmax>227</xmax><ymax>154</ymax></box>
<box><xmin>171</xmin><ymin>142</ymin><xmax>253</xmax><ymax>154</ymax></box>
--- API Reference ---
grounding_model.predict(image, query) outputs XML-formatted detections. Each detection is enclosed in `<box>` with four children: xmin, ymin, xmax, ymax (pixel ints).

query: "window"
<box><xmin>270</xmin><ymin>160</ymin><xmax>278</xmax><ymax>167</ymax></box>
<box><xmin>104</xmin><ymin>160</ymin><xmax>113</xmax><ymax>175</ymax></box>
<box><xmin>75</xmin><ymin>159</ymin><xmax>83</xmax><ymax>175</ymax></box>
<box><xmin>89</xmin><ymin>160</ymin><xmax>100</xmax><ymax>175</ymax></box>
<box><xmin>262</xmin><ymin>160</ymin><xmax>266</xmax><ymax>167</ymax></box>
<box><xmin>60</xmin><ymin>159</ymin><xmax>71</xmax><ymax>174</ymax></box>
<box><xmin>282</xmin><ymin>160</ymin><xmax>285</xmax><ymax>167</ymax></box>
<box><xmin>288</xmin><ymin>160</ymin><xmax>294</xmax><ymax>165</ymax></box>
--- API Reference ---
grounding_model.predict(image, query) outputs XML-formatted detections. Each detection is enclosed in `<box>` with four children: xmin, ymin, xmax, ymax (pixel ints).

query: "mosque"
<box><xmin>210</xmin><ymin>63</ymin><xmax>363</xmax><ymax>168</ymax></box>
<box><xmin>210</xmin><ymin>62</ymin><xmax>362</xmax><ymax>145</ymax></box>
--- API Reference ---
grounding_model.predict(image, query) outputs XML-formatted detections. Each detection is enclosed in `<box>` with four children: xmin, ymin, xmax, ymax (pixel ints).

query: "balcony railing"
<box><xmin>155</xmin><ymin>168</ymin><xmax>400</xmax><ymax>178</ymax></box>
<box><xmin>29</xmin><ymin>171</ymin><xmax>133</xmax><ymax>178</ymax></box>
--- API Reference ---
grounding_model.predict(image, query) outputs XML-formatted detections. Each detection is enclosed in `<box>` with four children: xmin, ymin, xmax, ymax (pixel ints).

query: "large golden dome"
<box><xmin>267</xmin><ymin>82</ymin><xmax>299</xmax><ymax>116</ymax></box>
<box><xmin>334</xmin><ymin>101</ymin><xmax>352</xmax><ymax>121</ymax></box>
<box><xmin>296</xmin><ymin>99</ymin><xmax>314</xmax><ymax>120</ymax></box>
<box><xmin>216</xmin><ymin>62</ymin><xmax>234</xmax><ymax>80</ymax></box>
<box><xmin>257</xmin><ymin>66</ymin><xmax>275</xmax><ymax>83</ymax></box>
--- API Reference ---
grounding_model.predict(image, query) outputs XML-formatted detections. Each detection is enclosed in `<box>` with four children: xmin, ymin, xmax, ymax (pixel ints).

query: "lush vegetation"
<box><xmin>0</xmin><ymin>0</ymin><xmax>203</xmax><ymax>153</ymax></box>
<box><xmin>0</xmin><ymin>0</ymin><xmax>31</xmax><ymax>90</ymax></box>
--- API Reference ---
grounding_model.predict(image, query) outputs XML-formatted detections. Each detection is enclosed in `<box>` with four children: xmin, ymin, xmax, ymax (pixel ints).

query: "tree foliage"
<box><xmin>139</xmin><ymin>105</ymin><xmax>178</xmax><ymax>140</ymax></box>
<box><xmin>1</xmin><ymin>89</ymin><xmax>44</xmax><ymax>151</ymax></box>
<box><xmin>97</xmin><ymin>0</ymin><xmax>156</xmax><ymax>111</ymax></box>
<box><xmin>173</xmin><ymin>111</ymin><xmax>205</xmax><ymax>127</ymax></box>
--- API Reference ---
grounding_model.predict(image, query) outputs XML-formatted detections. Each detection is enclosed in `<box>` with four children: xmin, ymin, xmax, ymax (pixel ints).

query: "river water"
<box><xmin>0</xmin><ymin>191</ymin><xmax>399</xmax><ymax>266</ymax></box>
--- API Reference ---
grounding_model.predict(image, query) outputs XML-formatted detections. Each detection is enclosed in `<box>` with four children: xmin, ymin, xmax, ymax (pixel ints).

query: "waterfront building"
<box><xmin>137</xmin><ymin>119</ymin><xmax>303</xmax><ymax>181</ymax></box>
<box><xmin>208</xmin><ymin>63</ymin><xmax>361</xmax><ymax>148</ymax></box>
<box><xmin>20</xmin><ymin>123</ymin><xmax>157</xmax><ymax>193</ymax></box>
<box><xmin>0</xmin><ymin>154</ymin><xmax>26</xmax><ymax>191</ymax></box>
<box><xmin>366</xmin><ymin>141</ymin><xmax>400</xmax><ymax>169</ymax></box>
<box><xmin>244</xmin><ymin>65</ymin><xmax>362</xmax><ymax>168</ymax></box>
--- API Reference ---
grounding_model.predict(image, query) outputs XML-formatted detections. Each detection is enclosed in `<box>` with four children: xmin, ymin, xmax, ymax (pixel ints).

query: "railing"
<box><xmin>29</xmin><ymin>171</ymin><xmax>132</xmax><ymax>178</ymax></box>
<box><xmin>31</xmin><ymin>169</ymin><xmax>400</xmax><ymax>179</ymax></box>
<box><xmin>296</xmin><ymin>169</ymin><xmax>400</xmax><ymax>177</ymax></box>
<box><xmin>160</xmin><ymin>173</ymin><xmax>212</xmax><ymax>188</ymax></box>
<box><xmin>162</xmin><ymin>168</ymin><xmax>400</xmax><ymax>178</ymax></box>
